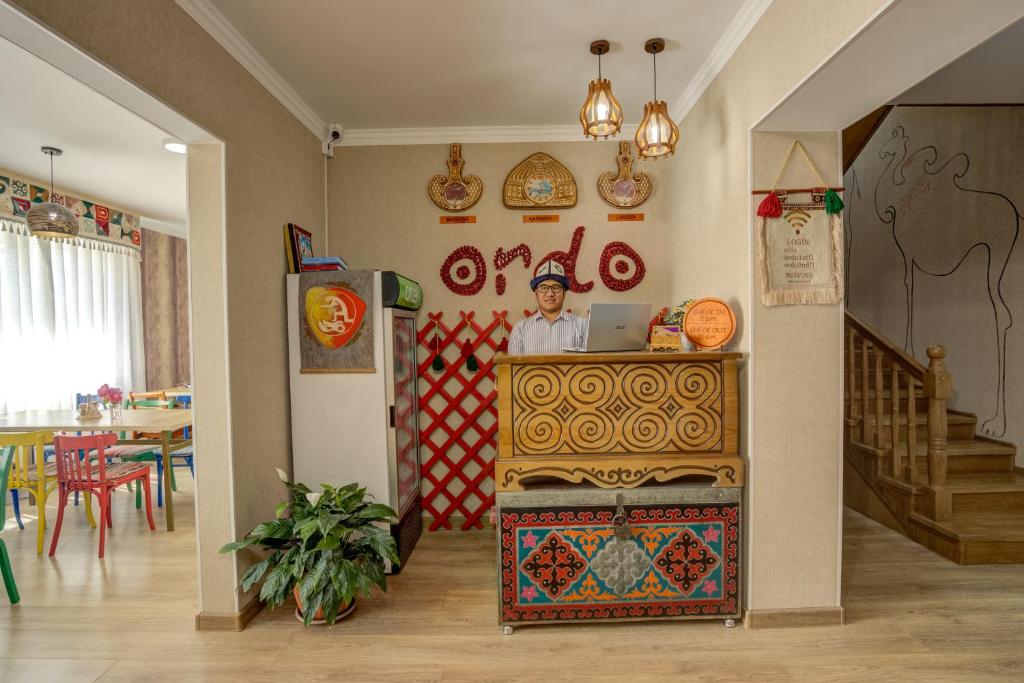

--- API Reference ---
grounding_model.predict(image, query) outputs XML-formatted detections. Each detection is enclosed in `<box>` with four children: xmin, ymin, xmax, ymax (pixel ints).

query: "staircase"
<box><xmin>843</xmin><ymin>312</ymin><xmax>1024</xmax><ymax>564</ymax></box>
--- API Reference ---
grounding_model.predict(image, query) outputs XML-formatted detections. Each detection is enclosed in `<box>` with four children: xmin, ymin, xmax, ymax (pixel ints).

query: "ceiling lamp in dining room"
<box><xmin>26</xmin><ymin>146</ymin><xmax>79</xmax><ymax>238</ymax></box>
<box><xmin>634</xmin><ymin>38</ymin><xmax>679</xmax><ymax>160</ymax></box>
<box><xmin>579</xmin><ymin>39</ymin><xmax>623</xmax><ymax>139</ymax></box>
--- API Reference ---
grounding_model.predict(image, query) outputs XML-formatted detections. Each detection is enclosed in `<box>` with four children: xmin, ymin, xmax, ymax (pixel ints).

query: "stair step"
<box><xmin>858</xmin><ymin>413</ymin><xmax>982</xmax><ymax>444</ymax></box>
<box><xmin>951</xmin><ymin>511</ymin><xmax>1024</xmax><ymax>543</ymax></box>
<box><xmin>947</xmin><ymin>470</ymin><xmax>1024</xmax><ymax>513</ymax></box>
<box><xmin>856</xmin><ymin>438</ymin><xmax>1015</xmax><ymax>474</ymax></box>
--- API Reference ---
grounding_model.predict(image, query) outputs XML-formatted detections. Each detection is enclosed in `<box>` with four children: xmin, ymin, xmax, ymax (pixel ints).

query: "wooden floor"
<box><xmin>2</xmin><ymin>479</ymin><xmax>1024</xmax><ymax>682</ymax></box>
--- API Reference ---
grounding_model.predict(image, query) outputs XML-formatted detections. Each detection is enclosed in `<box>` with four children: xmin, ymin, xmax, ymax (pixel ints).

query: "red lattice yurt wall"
<box><xmin>417</xmin><ymin>311</ymin><xmax>512</xmax><ymax>530</ymax></box>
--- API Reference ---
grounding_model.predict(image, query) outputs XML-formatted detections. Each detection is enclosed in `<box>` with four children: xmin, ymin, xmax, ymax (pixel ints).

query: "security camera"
<box><xmin>323</xmin><ymin>124</ymin><xmax>344</xmax><ymax>157</ymax></box>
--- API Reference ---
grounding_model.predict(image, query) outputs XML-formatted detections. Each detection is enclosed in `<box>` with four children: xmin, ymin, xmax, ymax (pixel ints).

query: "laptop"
<box><xmin>562</xmin><ymin>303</ymin><xmax>651</xmax><ymax>352</ymax></box>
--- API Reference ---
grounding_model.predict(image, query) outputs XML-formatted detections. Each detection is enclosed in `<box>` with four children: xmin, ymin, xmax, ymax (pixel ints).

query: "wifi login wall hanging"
<box><xmin>754</xmin><ymin>140</ymin><xmax>844</xmax><ymax>306</ymax></box>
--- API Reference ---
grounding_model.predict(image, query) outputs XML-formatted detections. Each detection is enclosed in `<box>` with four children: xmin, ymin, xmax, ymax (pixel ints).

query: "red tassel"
<box><xmin>496</xmin><ymin>337</ymin><xmax>508</xmax><ymax>353</ymax></box>
<box><xmin>461</xmin><ymin>338</ymin><xmax>473</xmax><ymax>358</ymax></box>
<box><xmin>756</xmin><ymin>192</ymin><xmax>782</xmax><ymax>218</ymax></box>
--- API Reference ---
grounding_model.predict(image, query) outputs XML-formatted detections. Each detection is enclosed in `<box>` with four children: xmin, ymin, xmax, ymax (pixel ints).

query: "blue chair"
<box><xmin>171</xmin><ymin>395</ymin><xmax>195</xmax><ymax>481</ymax></box>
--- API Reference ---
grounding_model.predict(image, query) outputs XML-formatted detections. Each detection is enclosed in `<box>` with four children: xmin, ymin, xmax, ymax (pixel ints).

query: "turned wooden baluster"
<box><xmin>924</xmin><ymin>345</ymin><xmax>952</xmax><ymax>521</ymax></box>
<box><xmin>847</xmin><ymin>328</ymin><xmax>858</xmax><ymax>440</ymax></box>
<box><xmin>860</xmin><ymin>339</ymin><xmax>871</xmax><ymax>444</ymax></box>
<box><xmin>874</xmin><ymin>347</ymin><xmax>884</xmax><ymax>449</ymax></box>
<box><xmin>906</xmin><ymin>374</ymin><xmax>918</xmax><ymax>484</ymax></box>
<box><xmin>890</xmin><ymin>365</ymin><xmax>901</xmax><ymax>478</ymax></box>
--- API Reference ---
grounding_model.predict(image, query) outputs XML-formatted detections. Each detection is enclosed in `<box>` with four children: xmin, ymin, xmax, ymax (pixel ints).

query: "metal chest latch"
<box><xmin>611</xmin><ymin>492</ymin><xmax>630</xmax><ymax>540</ymax></box>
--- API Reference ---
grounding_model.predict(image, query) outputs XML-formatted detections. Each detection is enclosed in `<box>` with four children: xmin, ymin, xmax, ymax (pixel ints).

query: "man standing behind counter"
<box><xmin>508</xmin><ymin>258</ymin><xmax>588</xmax><ymax>355</ymax></box>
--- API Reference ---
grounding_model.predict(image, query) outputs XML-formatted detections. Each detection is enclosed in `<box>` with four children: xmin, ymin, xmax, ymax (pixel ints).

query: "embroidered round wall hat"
<box><xmin>529</xmin><ymin>257</ymin><xmax>570</xmax><ymax>291</ymax></box>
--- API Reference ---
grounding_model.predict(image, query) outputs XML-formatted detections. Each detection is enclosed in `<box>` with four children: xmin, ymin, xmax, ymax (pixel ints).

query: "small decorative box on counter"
<box><xmin>497</xmin><ymin>485</ymin><xmax>741</xmax><ymax>629</ymax></box>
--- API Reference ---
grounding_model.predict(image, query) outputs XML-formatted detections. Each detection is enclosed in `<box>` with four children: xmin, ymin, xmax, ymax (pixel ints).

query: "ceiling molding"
<box><xmin>174</xmin><ymin>0</ymin><xmax>327</xmax><ymax>140</ymax></box>
<box><xmin>140</xmin><ymin>216</ymin><xmax>188</xmax><ymax>239</ymax></box>
<box><xmin>339</xmin><ymin>124</ymin><xmax>639</xmax><ymax>147</ymax></box>
<box><xmin>671</xmin><ymin>0</ymin><xmax>773</xmax><ymax>122</ymax></box>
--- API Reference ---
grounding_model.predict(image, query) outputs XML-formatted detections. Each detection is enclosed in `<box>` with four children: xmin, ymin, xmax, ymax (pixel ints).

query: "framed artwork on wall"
<box><xmin>286</xmin><ymin>222</ymin><xmax>314</xmax><ymax>274</ymax></box>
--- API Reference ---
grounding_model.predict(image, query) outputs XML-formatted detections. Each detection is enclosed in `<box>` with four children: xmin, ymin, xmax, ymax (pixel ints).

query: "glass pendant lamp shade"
<box><xmin>634</xmin><ymin>100</ymin><xmax>679</xmax><ymax>159</ymax></box>
<box><xmin>580</xmin><ymin>79</ymin><xmax>623</xmax><ymax>139</ymax></box>
<box><xmin>634</xmin><ymin>38</ymin><xmax>679</xmax><ymax>159</ymax></box>
<box><xmin>580</xmin><ymin>40</ymin><xmax>623</xmax><ymax>139</ymax></box>
<box><xmin>27</xmin><ymin>146</ymin><xmax>79</xmax><ymax>238</ymax></box>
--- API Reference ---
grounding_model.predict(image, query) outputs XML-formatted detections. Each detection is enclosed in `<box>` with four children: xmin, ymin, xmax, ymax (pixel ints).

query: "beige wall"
<box><xmin>329</xmin><ymin>141</ymin><xmax>676</xmax><ymax>510</ymax></box>
<box><xmin>668</xmin><ymin>0</ymin><xmax>889</xmax><ymax>611</ymax></box>
<box><xmin>845</xmin><ymin>106</ymin><xmax>1024</xmax><ymax>466</ymax></box>
<box><xmin>9</xmin><ymin>0</ymin><xmax>327</xmax><ymax>615</ymax></box>
<box><xmin>328</xmin><ymin>142</ymin><xmax>672</xmax><ymax>318</ymax></box>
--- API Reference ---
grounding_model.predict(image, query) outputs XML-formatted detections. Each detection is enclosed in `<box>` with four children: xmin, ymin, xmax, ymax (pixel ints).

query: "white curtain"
<box><xmin>0</xmin><ymin>218</ymin><xmax>145</xmax><ymax>414</ymax></box>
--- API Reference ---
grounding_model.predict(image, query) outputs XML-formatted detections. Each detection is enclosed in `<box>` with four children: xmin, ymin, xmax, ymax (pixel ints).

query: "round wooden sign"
<box><xmin>683</xmin><ymin>298</ymin><xmax>736</xmax><ymax>350</ymax></box>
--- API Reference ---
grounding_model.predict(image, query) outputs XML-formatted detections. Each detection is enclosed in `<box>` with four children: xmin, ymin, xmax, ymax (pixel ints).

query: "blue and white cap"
<box><xmin>529</xmin><ymin>258</ymin><xmax>570</xmax><ymax>291</ymax></box>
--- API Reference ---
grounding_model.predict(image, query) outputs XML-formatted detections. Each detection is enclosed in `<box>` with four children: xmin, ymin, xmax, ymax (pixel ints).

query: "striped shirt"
<box><xmin>508</xmin><ymin>310</ymin><xmax>589</xmax><ymax>355</ymax></box>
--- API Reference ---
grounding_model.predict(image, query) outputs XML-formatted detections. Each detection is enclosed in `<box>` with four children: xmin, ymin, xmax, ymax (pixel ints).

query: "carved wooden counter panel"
<box><xmin>496</xmin><ymin>352</ymin><xmax>743</xmax><ymax>491</ymax></box>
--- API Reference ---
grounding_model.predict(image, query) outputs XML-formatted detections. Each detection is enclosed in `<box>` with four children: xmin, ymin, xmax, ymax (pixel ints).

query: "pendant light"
<box><xmin>579</xmin><ymin>39</ymin><xmax>623</xmax><ymax>139</ymax></box>
<box><xmin>634</xmin><ymin>38</ymin><xmax>679</xmax><ymax>160</ymax></box>
<box><xmin>26</xmin><ymin>146</ymin><xmax>79</xmax><ymax>238</ymax></box>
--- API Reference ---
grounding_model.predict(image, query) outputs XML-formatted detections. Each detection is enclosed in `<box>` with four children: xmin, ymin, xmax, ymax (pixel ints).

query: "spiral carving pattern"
<box><xmin>510</xmin><ymin>362</ymin><xmax>724</xmax><ymax>455</ymax></box>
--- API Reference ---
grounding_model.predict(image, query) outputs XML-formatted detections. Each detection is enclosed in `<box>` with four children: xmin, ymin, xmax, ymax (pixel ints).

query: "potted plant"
<box><xmin>220</xmin><ymin>469</ymin><xmax>400</xmax><ymax>625</ymax></box>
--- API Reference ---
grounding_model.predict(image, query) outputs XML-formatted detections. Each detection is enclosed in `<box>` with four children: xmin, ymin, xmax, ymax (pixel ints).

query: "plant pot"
<box><xmin>293</xmin><ymin>586</ymin><xmax>355</xmax><ymax>625</ymax></box>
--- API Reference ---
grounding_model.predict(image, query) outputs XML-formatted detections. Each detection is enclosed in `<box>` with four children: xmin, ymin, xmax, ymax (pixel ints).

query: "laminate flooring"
<box><xmin>2</xmin><ymin>476</ymin><xmax>1022</xmax><ymax>682</ymax></box>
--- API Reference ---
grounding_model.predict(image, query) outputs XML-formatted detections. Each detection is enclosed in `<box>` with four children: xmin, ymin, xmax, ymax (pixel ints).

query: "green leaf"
<box><xmin>259</xmin><ymin>564</ymin><xmax>293</xmax><ymax>608</ymax></box>
<box><xmin>295</xmin><ymin>517</ymin><xmax>320</xmax><ymax>542</ymax></box>
<box><xmin>275</xmin><ymin>502</ymin><xmax>289</xmax><ymax>519</ymax></box>
<box><xmin>299</xmin><ymin>555</ymin><xmax>329</xmax><ymax>609</ymax></box>
<box><xmin>359</xmin><ymin>524</ymin><xmax>400</xmax><ymax>566</ymax></box>
<box><xmin>356</xmin><ymin>503</ymin><xmax>398</xmax><ymax>522</ymax></box>
<box><xmin>362</xmin><ymin>557</ymin><xmax>386</xmax><ymax>591</ymax></box>
<box><xmin>219</xmin><ymin>538</ymin><xmax>253</xmax><ymax>553</ymax></box>
<box><xmin>318</xmin><ymin>512</ymin><xmax>342</xmax><ymax>537</ymax></box>
<box><xmin>240</xmin><ymin>552</ymin><xmax>276</xmax><ymax>593</ymax></box>
<box><xmin>249</xmin><ymin>519</ymin><xmax>294</xmax><ymax>541</ymax></box>
<box><xmin>316</xmin><ymin>535</ymin><xmax>340</xmax><ymax>551</ymax></box>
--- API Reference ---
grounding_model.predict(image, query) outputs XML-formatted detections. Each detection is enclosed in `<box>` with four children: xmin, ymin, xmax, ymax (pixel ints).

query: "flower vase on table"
<box><xmin>98</xmin><ymin>384</ymin><xmax>124</xmax><ymax>420</ymax></box>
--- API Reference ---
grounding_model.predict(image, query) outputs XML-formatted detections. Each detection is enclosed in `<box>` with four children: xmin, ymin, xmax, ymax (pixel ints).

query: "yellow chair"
<box><xmin>2</xmin><ymin>431</ymin><xmax>96</xmax><ymax>555</ymax></box>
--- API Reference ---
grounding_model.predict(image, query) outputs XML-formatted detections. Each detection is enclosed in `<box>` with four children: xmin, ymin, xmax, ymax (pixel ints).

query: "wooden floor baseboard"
<box><xmin>195</xmin><ymin>596</ymin><xmax>264</xmax><ymax>631</ymax></box>
<box><xmin>743</xmin><ymin>606</ymin><xmax>845</xmax><ymax>629</ymax></box>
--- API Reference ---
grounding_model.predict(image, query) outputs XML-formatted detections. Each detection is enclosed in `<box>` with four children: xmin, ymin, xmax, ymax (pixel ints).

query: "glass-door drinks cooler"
<box><xmin>286</xmin><ymin>271</ymin><xmax>423</xmax><ymax>569</ymax></box>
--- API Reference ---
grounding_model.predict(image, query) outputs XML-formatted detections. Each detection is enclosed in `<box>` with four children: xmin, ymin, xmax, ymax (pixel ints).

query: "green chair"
<box><xmin>1</xmin><ymin>444</ymin><xmax>20</xmax><ymax>603</ymax></box>
<box><xmin>121</xmin><ymin>399</ymin><xmax>176</xmax><ymax>507</ymax></box>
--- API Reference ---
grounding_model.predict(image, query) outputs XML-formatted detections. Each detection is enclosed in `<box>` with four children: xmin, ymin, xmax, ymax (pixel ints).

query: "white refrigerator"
<box><xmin>286</xmin><ymin>271</ymin><xmax>423</xmax><ymax>569</ymax></box>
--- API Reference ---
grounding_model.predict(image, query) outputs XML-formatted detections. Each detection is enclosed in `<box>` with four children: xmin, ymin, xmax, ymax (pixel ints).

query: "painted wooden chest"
<box><xmin>497</xmin><ymin>485</ymin><xmax>741</xmax><ymax>629</ymax></box>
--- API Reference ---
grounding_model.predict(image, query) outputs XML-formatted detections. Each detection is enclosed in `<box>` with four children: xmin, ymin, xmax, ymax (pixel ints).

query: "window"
<box><xmin>0</xmin><ymin>218</ymin><xmax>144</xmax><ymax>414</ymax></box>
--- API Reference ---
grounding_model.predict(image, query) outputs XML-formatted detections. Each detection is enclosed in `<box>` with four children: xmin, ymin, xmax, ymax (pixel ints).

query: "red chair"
<box><xmin>49</xmin><ymin>433</ymin><xmax>155</xmax><ymax>558</ymax></box>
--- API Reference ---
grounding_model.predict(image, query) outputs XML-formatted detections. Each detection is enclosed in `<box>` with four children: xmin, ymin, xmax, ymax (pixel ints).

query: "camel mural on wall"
<box><xmin>843</xmin><ymin>168</ymin><xmax>862</xmax><ymax>306</ymax></box>
<box><xmin>873</xmin><ymin>125</ymin><xmax>1021</xmax><ymax>437</ymax></box>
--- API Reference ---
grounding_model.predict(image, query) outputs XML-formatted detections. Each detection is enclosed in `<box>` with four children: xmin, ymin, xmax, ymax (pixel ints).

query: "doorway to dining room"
<box><xmin>0</xmin><ymin>5</ymin><xmax>235</xmax><ymax>628</ymax></box>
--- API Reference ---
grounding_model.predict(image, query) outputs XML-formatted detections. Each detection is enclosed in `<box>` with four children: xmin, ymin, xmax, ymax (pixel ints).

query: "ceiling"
<box><xmin>754</xmin><ymin>0</ymin><xmax>1024</xmax><ymax>132</ymax></box>
<box><xmin>893</xmin><ymin>16</ymin><xmax>1024</xmax><ymax>104</ymax></box>
<box><xmin>204</xmin><ymin>0</ymin><xmax>752</xmax><ymax>138</ymax></box>
<box><xmin>0</xmin><ymin>37</ymin><xmax>187</xmax><ymax>236</ymax></box>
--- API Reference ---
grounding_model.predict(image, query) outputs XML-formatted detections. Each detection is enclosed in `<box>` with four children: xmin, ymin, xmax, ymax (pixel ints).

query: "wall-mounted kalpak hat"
<box><xmin>529</xmin><ymin>257</ymin><xmax>570</xmax><ymax>291</ymax></box>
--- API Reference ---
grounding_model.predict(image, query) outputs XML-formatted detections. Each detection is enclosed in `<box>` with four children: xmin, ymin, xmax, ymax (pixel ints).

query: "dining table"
<box><xmin>0</xmin><ymin>408</ymin><xmax>193</xmax><ymax>531</ymax></box>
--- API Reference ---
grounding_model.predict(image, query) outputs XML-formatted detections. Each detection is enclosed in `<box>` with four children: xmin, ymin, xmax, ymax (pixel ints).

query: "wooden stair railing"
<box><xmin>844</xmin><ymin>312</ymin><xmax>953</xmax><ymax>521</ymax></box>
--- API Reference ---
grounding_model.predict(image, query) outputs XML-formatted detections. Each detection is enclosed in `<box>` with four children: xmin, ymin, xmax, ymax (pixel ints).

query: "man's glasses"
<box><xmin>536</xmin><ymin>285</ymin><xmax>565</xmax><ymax>294</ymax></box>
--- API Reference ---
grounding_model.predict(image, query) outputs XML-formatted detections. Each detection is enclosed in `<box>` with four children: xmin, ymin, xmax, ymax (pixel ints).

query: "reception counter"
<box><xmin>494</xmin><ymin>350</ymin><xmax>744</xmax><ymax>631</ymax></box>
<box><xmin>494</xmin><ymin>351</ymin><xmax>744</xmax><ymax>491</ymax></box>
